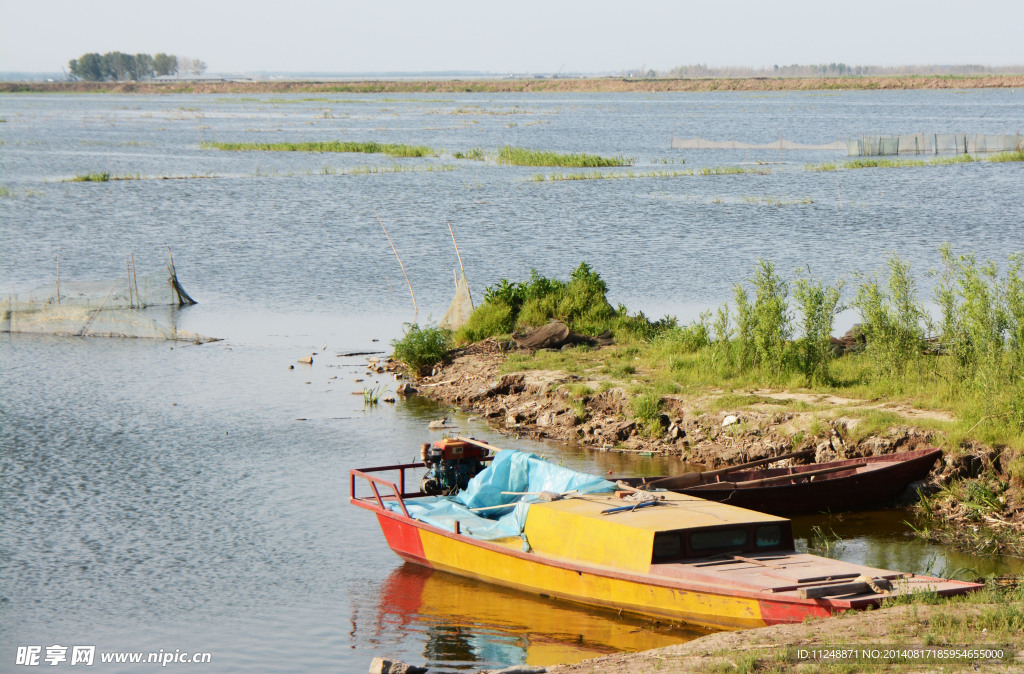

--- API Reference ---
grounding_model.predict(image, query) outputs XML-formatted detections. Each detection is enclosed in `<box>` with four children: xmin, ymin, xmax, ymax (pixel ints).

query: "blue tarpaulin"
<box><xmin>386</xmin><ymin>450</ymin><xmax>616</xmax><ymax>541</ymax></box>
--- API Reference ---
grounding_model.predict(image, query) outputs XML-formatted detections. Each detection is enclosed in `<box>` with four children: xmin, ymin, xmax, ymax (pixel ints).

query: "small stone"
<box><xmin>722</xmin><ymin>415</ymin><xmax>739</xmax><ymax>427</ymax></box>
<box><xmin>298</xmin><ymin>356</ymin><xmax>313</xmax><ymax>365</ymax></box>
<box><xmin>396</xmin><ymin>382</ymin><xmax>418</xmax><ymax>396</ymax></box>
<box><xmin>382</xmin><ymin>396</ymin><xmax>396</xmax><ymax>404</ymax></box>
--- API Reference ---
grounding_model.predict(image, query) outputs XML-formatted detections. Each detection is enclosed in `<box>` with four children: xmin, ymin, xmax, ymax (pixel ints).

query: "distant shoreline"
<box><xmin>3</xmin><ymin>75</ymin><xmax>1023</xmax><ymax>94</ymax></box>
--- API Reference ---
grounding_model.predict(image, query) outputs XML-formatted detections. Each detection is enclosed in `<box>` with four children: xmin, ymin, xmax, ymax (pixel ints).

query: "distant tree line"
<box><xmin>651</xmin><ymin>63</ymin><xmax>1021</xmax><ymax>78</ymax></box>
<box><xmin>67</xmin><ymin>52</ymin><xmax>207</xmax><ymax>81</ymax></box>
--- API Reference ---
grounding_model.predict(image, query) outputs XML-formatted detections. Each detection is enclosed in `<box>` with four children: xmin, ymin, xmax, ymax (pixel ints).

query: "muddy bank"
<box><xmin>534</xmin><ymin>602</ymin><xmax>1024</xmax><ymax>673</ymax></box>
<box><xmin>393</xmin><ymin>339</ymin><xmax>1024</xmax><ymax>549</ymax></box>
<box><xmin>408</xmin><ymin>339</ymin><xmax>948</xmax><ymax>471</ymax></box>
<box><xmin>4</xmin><ymin>75</ymin><xmax>1024</xmax><ymax>94</ymax></box>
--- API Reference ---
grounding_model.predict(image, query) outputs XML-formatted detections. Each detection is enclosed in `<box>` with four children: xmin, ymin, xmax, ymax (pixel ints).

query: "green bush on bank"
<box><xmin>455</xmin><ymin>262</ymin><xmax>640</xmax><ymax>343</ymax></box>
<box><xmin>391</xmin><ymin>323</ymin><xmax>453</xmax><ymax>375</ymax></box>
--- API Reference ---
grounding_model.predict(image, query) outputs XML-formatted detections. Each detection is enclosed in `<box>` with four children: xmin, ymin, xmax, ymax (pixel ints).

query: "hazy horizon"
<box><xmin>2</xmin><ymin>0</ymin><xmax>1023</xmax><ymax>77</ymax></box>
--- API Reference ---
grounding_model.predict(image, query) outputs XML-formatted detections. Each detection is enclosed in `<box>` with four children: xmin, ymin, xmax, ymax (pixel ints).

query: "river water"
<box><xmin>1</xmin><ymin>90</ymin><xmax>1022</xmax><ymax>672</ymax></box>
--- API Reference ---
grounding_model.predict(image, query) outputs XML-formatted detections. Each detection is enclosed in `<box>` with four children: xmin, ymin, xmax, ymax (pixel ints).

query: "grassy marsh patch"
<box><xmin>806</xmin><ymin>152</ymin><xmax>1023</xmax><ymax>172</ymax></box>
<box><xmin>530</xmin><ymin>165</ymin><xmax>771</xmax><ymax>181</ymax></box>
<box><xmin>201</xmin><ymin>140</ymin><xmax>438</xmax><ymax>157</ymax></box>
<box><xmin>498</xmin><ymin>145</ymin><xmax>631</xmax><ymax>167</ymax></box>
<box><xmin>64</xmin><ymin>172</ymin><xmax>217</xmax><ymax>183</ymax></box>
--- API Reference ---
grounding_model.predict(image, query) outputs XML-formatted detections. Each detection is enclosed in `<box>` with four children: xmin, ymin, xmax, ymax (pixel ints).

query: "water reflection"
<box><xmin>372</xmin><ymin>564</ymin><xmax>707</xmax><ymax>672</ymax></box>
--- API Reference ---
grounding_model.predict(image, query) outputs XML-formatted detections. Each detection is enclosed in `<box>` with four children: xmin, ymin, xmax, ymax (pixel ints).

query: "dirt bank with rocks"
<box><xmin>404</xmin><ymin>340</ymin><xmax>966</xmax><ymax>477</ymax></box>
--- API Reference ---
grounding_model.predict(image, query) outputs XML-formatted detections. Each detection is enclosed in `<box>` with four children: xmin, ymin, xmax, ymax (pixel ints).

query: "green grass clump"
<box><xmin>201</xmin><ymin>140</ymin><xmax>437</xmax><ymax>157</ymax></box>
<box><xmin>453</xmin><ymin>147</ymin><xmax>487</xmax><ymax>160</ymax></box>
<box><xmin>391</xmin><ymin>323</ymin><xmax>453</xmax><ymax>376</ymax></box>
<box><xmin>69</xmin><ymin>172</ymin><xmax>111</xmax><ymax>182</ymax></box>
<box><xmin>989</xmin><ymin>150</ymin><xmax>1024</xmax><ymax>162</ymax></box>
<box><xmin>497</xmin><ymin>145</ymin><xmax>631</xmax><ymax>167</ymax></box>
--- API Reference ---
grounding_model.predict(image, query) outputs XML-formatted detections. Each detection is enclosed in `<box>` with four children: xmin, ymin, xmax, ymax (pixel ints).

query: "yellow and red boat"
<box><xmin>351</xmin><ymin>438</ymin><xmax>981</xmax><ymax>630</ymax></box>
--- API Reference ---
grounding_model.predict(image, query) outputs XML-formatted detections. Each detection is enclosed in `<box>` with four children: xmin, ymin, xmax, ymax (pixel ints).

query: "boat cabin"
<box><xmin>519</xmin><ymin>490</ymin><xmax>793</xmax><ymax>573</ymax></box>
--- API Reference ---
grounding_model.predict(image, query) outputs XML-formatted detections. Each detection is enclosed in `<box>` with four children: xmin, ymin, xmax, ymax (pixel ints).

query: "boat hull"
<box><xmin>675</xmin><ymin>448</ymin><xmax>942</xmax><ymax>516</ymax></box>
<box><xmin>376</xmin><ymin>509</ymin><xmax>837</xmax><ymax>630</ymax></box>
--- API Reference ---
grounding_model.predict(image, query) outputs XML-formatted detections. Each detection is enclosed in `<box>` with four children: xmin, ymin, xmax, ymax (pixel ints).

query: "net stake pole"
<box><xmin>56</xmin><ymin>253</ymin><xmax>61</xmax><ymax>308</ymax></box>
<box><xmin>127</xmin><ymin>256</ymin><xmax>133</xmax><ymax>309</ymax></box>
<box><xmin>131</xmin><ymin>252</ymin><xmax>140</xmax><ymax>308</ymax></box>
<box><xmin>375</xmin><ymin>209</ymin><xmax>417</xmax><ymax>321</ymax></box>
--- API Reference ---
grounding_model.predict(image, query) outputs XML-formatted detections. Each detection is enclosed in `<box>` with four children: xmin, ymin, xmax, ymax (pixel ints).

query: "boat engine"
<box><xmin>419</xmin><ymin>438</ymin><xmax>488</xmax><ymax>496</ymax></box>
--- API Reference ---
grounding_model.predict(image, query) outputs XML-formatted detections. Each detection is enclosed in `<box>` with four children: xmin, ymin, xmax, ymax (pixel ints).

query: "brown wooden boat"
<box><xmin>626</xmin><ymin>447</ymin><xmax>942</xmax><ymax>516</ymax></box>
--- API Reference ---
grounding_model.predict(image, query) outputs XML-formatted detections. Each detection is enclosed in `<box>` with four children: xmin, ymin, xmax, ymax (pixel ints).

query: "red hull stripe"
<box><xmin>378</xmin><ymin>512</ymin><xmax>428</xmax><ymax>563</ymax></box>
<box><xmin>758</xmin><ymin>597</ymin><xmax>835</xmax><ymax>624</ymax></box>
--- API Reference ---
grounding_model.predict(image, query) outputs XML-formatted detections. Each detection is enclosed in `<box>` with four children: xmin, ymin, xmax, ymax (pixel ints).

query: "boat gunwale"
<box><xmin>709</xmin><ymin>447</ymin><xmax>942</xmax><ymax>483</ymax></box>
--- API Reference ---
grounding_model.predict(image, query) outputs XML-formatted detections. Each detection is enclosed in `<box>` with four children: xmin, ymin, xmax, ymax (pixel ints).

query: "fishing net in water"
<box><xmin>1</xmin><ymin>263</ymin><xmax>217</xmax><ymax>342</ymax></box>
<box><xmin>0</xmin><ymin>303</ymin><xmax>216</xmax><ymax>342</ymax></box>
<box><xmin>439</xmin><ymin>272</ymin><xmax>474</xmax><ymax>330</ymax></box>
<box><xmin>852</xmin><ymin>133</ymin><xmax>1022</xmax><ymax>156</ymax></box>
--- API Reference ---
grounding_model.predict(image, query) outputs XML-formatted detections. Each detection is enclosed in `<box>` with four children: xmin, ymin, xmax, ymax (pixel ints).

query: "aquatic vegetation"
<box><xmin>65</xmin><ymin>172</ymin><xmax>216</xmax><ymax>182</ymax></box>
<box><xmin>69</xmin><ymin>171</ymin><xmax>112</xmax><ymax>182</ymax></box>
<box><xmin>990</xmin><ymin>150</ymin><xmax>1024</xmax><ymax>162</ymax></box>
<box><xmin>530</xmin><ymin>165</ymin><xmax>770</xmax><ymax>181</ymax></box>
<box><xmin>452</xmin><ymin>147</ymin><xmax>487</xmax><ymax>161</ymax></box>
<box><xmin>805</xmin><ymin>151</ymin><xmax>1022</xmax><ymax>172</ymax></box>
<box><xmin>448</xmin><ymin>105</ymin><xmax>528</xmax><ymax>115</ymax></box>
<box><xmin>201</xmin><ymin>140</ymin><xmax>438</xmax><ymax>158</ymax></box>
<box><xmin>498</xmin><ymin>145</ymin><xmax>631</xmax><ymax>167</ymax></box>
<box><xmin>316</xmin><ymin>164</ymin><xmax>455</xmax><ymax>176</ymax></box>
<box><xmin>362</xmin><ymin>384</ymin><xmax>385</xmax><ymax>406</ymax></box>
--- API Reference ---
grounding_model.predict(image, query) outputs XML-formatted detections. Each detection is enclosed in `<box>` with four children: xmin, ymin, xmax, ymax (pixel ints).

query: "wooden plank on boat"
<box><xmin>797</xmin><ymin>577</ymin><xmax>891</xmax><ymax>599</ymax></box>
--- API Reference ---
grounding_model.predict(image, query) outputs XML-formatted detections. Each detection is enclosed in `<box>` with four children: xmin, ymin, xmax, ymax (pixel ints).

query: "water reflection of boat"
<box><xmin>352</xmin><ymin>442</ymin><xmax>981</xmax><ymax>630</ymax></box>
<box><xmin>629</xmin><ymin>448</ymin><xmax>943</xmax><ymax>516</ymax></box>
<box><xmin>376</xmin><ymin>563</ymin><xmax>705</xmax><ymax>668</ymax></box>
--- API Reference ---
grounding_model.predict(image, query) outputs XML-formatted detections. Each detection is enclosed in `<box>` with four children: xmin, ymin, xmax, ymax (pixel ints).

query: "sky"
<box><xmin>1</xmin><ymin>0</ymin><xmax>1022</xmax><ymax>75</ymax></box>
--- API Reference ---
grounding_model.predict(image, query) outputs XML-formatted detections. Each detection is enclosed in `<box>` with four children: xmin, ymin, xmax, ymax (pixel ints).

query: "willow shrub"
<box><xmin>852</xmin><ymin>254</ymin><xmax>926</xmax><ymax>384</ymax></box>
<box><xmin>793</xmin><ymin>272</ymin><xmax>844</xmax><ymax>385</ymax></box>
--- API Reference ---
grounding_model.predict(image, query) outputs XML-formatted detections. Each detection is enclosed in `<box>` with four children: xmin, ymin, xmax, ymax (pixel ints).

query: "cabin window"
<box><xmin>755</xmin><ymin>524</ymin><xmax>783</xmax><ymax>549</ymax></box>
<box><xmin>652</xmin><ymin>533</ymin><xmax>682</xmax><ymax>560</ymax></box>
<box><xmin>689</xmin><ymin>528</ymin><xmax>748</xmax><ymax>552</ymax></box>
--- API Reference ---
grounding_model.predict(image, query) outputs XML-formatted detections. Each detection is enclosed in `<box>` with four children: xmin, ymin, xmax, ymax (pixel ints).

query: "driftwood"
<box><xmin>513</xmin><ymin>320</ymin><xmax>614</xmax><ymax>350</ymax></box>
<box><xmin>514</xmin><ymin>320</ymin><xmax>570</xmax><ymax>349</ymax></box>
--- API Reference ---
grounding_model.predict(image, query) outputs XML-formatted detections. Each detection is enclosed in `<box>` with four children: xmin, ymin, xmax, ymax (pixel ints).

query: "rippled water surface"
<box><xmin>1</xmin><ymin>91</ymin><xmax>1022</xmax><ymax>672</ymax></box>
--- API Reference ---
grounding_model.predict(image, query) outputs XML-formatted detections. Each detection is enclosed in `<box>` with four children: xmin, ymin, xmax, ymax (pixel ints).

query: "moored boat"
<box><xmin>351</xmin><ymin>439</ymin><xmax>980</xmax><ymax>630</ymax></box>
<box><xmin>630</xmin><ymin>447</ymin><xmax>942</xmax><ymax>516</ymax></box>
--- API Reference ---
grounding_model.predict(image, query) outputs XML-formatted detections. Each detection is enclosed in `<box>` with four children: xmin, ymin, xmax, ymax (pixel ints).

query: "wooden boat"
<box><xmin>632</xmin><ymin>448</ymin><xmax>942</xmax><ymax>516</ymax></box>
<box><xmin>351</xmin><ymin>440</ymin><xmax>979</xmax><ymax>630</ymax></box>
